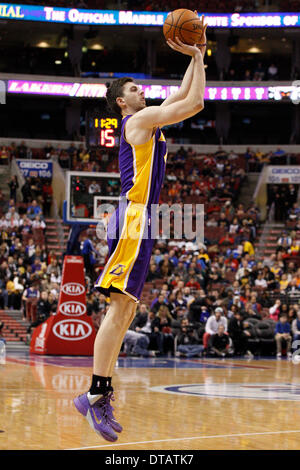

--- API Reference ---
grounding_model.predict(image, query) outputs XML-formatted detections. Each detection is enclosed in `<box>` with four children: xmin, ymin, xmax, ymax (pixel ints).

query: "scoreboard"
<box><xmin>86</xmin><ymin>111</ymin><xmax>120</xmax><ymax>148</ymax></box>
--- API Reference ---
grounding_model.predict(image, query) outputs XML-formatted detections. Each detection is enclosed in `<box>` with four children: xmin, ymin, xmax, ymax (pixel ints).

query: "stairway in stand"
<box><xmin>0</xmin><ymin>309</ymin><xmax>29</xmax><ymax>344</ymax></box>
<box><xmin>45</xmin><ymin>218</ymin><xmax>70</xmax><ymax>260</ymax></box>
<box><xmin>255</xmin><ymin>222</ymin><xmax>287</xmax><ymax>260</ymax></box>
<box><xmin>0</xmin><ymin>164</ymin><xmax>12</xmax><ymax>213</ymax></box>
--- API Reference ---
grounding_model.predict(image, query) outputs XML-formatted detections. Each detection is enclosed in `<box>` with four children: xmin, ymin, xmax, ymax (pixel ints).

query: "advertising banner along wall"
<box><xmin>0</xmin><ymin>4</ymin><xmax>300</xmax><ymax>28</ymax></box>
<box><xmin>16</xmin><ymin>159</ymin><xmax>53</xmax><ymax>178</ymax></box>
<box><xmin>30</xmin><ymin>255</ymin><xmax>96</xmax><ymax>355</ymax></box>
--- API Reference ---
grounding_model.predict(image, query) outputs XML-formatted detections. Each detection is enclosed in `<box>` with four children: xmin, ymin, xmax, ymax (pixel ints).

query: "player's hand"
<box><xmin>166</xmin><ymin>37</ymin><xmax>200</xmax><ymax>57</ymax></box>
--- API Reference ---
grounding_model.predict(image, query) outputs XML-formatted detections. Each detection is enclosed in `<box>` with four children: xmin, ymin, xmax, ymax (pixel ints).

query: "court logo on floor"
<box><xmin>150</xmin><ymin>383</ymin><xmax>300</xmax><ymax>401</ymax></box>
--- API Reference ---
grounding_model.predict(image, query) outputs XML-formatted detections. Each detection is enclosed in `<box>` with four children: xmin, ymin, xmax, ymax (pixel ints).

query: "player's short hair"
<box><xmin>106</xmin><ymin>77</ymin><xmax>134</xmax><ymax>115</ymax></box>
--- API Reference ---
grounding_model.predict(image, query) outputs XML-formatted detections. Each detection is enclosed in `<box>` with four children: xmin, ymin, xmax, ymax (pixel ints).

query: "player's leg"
<box><xmin>106</xmin><ymin>301</ymin><xmax>137</xmax><ymax>376</ymax></box>
<box><xmin>92</xmin><ymin>292</ymin><xmax>137</xmax><ymax>377</ymax></box>
<box><xmin>99</xmin><ymin>296</ymin><xmax>137</xmax><ymax>434</ymax></box>
<box><xmin>73</xmin><ymin>292</ymin><xmax>136</xmax><ymax>440</ymax></box>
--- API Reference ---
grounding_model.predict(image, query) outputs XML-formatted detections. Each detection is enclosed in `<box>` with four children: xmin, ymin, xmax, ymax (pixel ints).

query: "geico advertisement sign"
<box><xmin>53</xmin><ymin>319</ymin><xmax>92</xmax><ymax>341</ymax></box>
<box><xmin>61</xmin><ymin>282</ymin><xmax>85</xmax><ymax>296</ymax></box>
<box><xmin>18</xmin><ymin>161</ymin><xmax>50</xmax><ymax>169</ymax></box>
<box><xmin>59</xmin><ymin>301</ymin><xmax>86</xmax><ymax>316</ymax></box>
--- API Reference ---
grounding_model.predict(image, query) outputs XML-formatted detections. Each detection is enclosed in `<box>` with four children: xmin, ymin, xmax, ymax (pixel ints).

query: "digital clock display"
<box><xmin>86</xmin><ymin>112</ymin><xmax>120</xmax><ymax>148</ymax></box>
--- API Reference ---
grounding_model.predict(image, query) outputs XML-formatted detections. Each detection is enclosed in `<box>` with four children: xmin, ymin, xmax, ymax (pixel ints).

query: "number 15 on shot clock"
<box><xmin>86</xmin><ymin>111</ymin><xmax>120</xmax><ymax>149</ymax></box>
<box><xmin>95</xmin><ymin>117</ymin><xmax>118</xmax><ymax>148</ymax></box>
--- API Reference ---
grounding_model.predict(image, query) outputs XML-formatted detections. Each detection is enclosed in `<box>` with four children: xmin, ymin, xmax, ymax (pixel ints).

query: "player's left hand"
<box><xmin>166</xmin><ymin>37</ymin><xmax>201</xmax><ymax>57</ymax></box>
<box><xmin>195</xmin><ymin>13</ymin><xmax>208</xmax><ymax>58</ymax></box>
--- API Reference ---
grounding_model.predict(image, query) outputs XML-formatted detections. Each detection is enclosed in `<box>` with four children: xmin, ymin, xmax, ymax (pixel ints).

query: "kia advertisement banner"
<box><xmin>30</xmin><ymin>256</ymin><xmax>96</xmax><ymax>355</ymax></box>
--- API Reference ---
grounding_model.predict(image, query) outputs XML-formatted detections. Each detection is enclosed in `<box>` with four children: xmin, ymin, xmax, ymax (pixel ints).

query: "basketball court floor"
<box><xmin>1</xmin><ymin>349</ymin><xmax>300</xmax><ymax>450</ymax></box>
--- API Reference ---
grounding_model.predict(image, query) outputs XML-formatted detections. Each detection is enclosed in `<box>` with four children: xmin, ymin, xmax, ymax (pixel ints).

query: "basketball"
<box><xmin>163</xmin><ymin>9</ymin><xmax>203</xmax><ymax>46</ymax></box>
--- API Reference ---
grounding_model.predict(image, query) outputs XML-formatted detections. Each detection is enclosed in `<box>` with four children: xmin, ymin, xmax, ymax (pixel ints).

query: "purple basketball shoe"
<box><xmin>104</xmin><ymin>391</ymin><xmax>123</xmax><ymax>433</ymax></box>
<box><xmin>73</xmin><ymin>392</ymin><xmax>118</xmax><ymax>442</ymax></box>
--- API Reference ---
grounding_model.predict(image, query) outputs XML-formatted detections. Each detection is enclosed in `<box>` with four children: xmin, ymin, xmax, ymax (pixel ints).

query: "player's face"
<box><xmin>122</xmin><ymin>82</ymin><xmax>146</xmax><ymax>112</ymax></box>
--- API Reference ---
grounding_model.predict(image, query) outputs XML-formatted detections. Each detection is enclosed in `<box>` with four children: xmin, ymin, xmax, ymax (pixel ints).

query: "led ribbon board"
<box><xmin>0</xmin><ymin>4</ymin><xmax>300</xmax><ymax>27</ymax></box>
<box><xmin>6</xmin><ymin>80</ymin><xmax>300</xmax><ymax>102</ymax></box>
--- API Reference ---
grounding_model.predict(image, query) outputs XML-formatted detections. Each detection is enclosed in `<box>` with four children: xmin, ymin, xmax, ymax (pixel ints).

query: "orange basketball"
<box><xmin>163</xmin><ymin>9</ymin><xmax>203</xmax><ymax>46</ymax></box>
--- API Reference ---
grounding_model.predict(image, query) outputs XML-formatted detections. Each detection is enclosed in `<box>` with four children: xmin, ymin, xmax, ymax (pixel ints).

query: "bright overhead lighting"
<box><xmin>248</xmin><ymin>46</ymin><xmax>262</xmax><ymax>53</ymax></box>
<box><xmin>37</xmin><ymin>41</ymin><xmax>50</xmax><ymax>48</ymax></box>
<box><xmin>90</xmin><ymin>43</ymin><xmax>104</xmax><ymax>50</ymax></box>
<box><xmin>55</xmin><ymin>60</ymin><xmax>62</xmax><ymax>65</ymax></box>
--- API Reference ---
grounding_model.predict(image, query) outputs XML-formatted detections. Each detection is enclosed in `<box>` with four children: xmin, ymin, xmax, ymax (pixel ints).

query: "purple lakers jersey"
<box><xmin>118</xmin><ymin>115</ymin><xmax>167</xmax><ymax>206</ymax></box>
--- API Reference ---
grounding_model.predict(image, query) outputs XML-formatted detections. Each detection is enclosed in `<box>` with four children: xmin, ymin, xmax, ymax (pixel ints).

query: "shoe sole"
<box><xmin>73</xmin><ymin>397</ymin><xmax>118</xmax><ymax>442</ymax></box>
<box><xmin>110</xmin><ymin>420</ymin><xmax>123</xmax><ymax>433</ymax></box>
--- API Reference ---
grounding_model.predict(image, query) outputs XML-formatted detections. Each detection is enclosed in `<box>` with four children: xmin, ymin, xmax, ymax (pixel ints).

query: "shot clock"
<box><xmin>86</xmin><ymin>110</ymin><xmax>120</xmax><ymax>148</ymax></box>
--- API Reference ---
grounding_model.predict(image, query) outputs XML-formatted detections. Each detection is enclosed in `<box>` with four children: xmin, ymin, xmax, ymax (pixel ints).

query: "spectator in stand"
<box><xmin>176</xmin><ymin>318</ymin><xmax>204</xmax><ymax>358</ymax></box>
<box><xmin>48</xmin><ymin>291</ymin><xmax>57</xmax><ymax>315</ymax></box>
<box><xmin>22</xmin><ymin>280</ymin><xmax>40</xmax><ymax>321</ymax></box>
<box><xmin>25</xmin><ymin>238</ymin><xmax>36</xmax><ymax>264</ymax></box>
<box><xmin>42</xmin><ymin>180</ymin><xmax>53</xmax><ymax>216</ymax></box>
<box><xmin>288</xmin><ymin>239</ymin><xmax>299</xmax><ymax>256</ymax></box>
<box><xmin>32</xmin><ymin>215</ymin><xmax>46</xmax><ymax>230</ymax></box>
<box><xmin>277</xmin><ymin>230</ymin><xmax>292</xmax><ymax>250</ymax></box>
<box><xmin>209</xmin><ymin>324</ymin><xmax>231</xmax><ymax>357</ymax></box>
<box><xmin>17</xmin><ymin>141</ymin><xmax>28</xmax><ymax>159</ymax></box>
<box><xmin>21</xmin><ymin>179</ymin><xmax>32</xmax><ymax>203</ymax></box>
<box><xmin>269</xmin><ymin>299</ymin><xmax>281</xmax><ymax>322</ymax></box>
<box><xmin>151</xmin><ymin>305</ymin><xmax>174</xmax><ymax>355</ymax></box>
<box><xmin>0</xmin><ymin>146</ymin><xmax>9</xmax><ymax>165</ymax></box>
<box><xmin>248</xmin><ymin>292</ymin><xmax>262</xmax><ymax>316</ymax></box>
<box><xmin>6</xmin><ymin>274</ymin><xmax>23</xmax><ymax>309</ymax></box>
<box><xmin>270</xmin><ymin>260</ymin><xmax>283</xmax><ymax>280</ymax></box>
<box><xmin>292</xmin><ymin>310</ymin><xmax>300</xmax><ymax>342</ymax></box>
<box><xmin>244</xmin><ymin>69</ymin><xmax>252</xmax><ymax>81</ymax></box>
<box><xmin>26</xmin><ymin>290</ymin><xmax>51</xmax><ymax>341</ymax></box>
<box><xmin>122</xmin><ymin>329</ymin><xmax>155</xmax><ymax>357</ymax></box>
<box><xmin>268</xmin><ymin>63</ymin><xmax>278</xmax><ymax>80</ymax></box>
<box><xmin>81</xmin><ymin>232</ymin><xmax>99</xmax><ymax>281</ymax></box>
<box><xmin>203</xmin><ymin>307</ymin><xmax>228</xmax><ymax>351</ymax></box>
<box><xmin>5</xmin><ymin>204</ymin><xmax>19</xmax><ymax>222</ymax></box>
<box><xmin>185</xmin><ymin>276</ymin><xmax>201</xmax><ymax>291</ymax></box>
<box><xmin>27</xmin><ymin>200</ymin><xmax>43</xmax><ymax>220</ymax></box>
<box><xmin>228</xmin><ymin>311</ymin><xmax>252</xmax><ymax>356</ymax></box>
<box><xmin>242</xmin><ymin>239</ymin><xmax>255</xmax><ymax>256</ymax></box>
<box><xmin>254</xmin><ymin>271</ymin><xmax>268</xmax><ymax>289</ymax></box>
<box><xmin>275</xmin><ymin>313</ymin><xmax>292</xmax><ymax>359</ymax></box>
<box><xmin>29</xmin><ymin>178</ymin><xmax>43</xmax><ymax>201</ymax></box>
<box><xmin>8</xmin><ymin>176</ymin><xmax>19</xmax><ymax>203</ymax></box>
<box><xmin>219</xmin><ymin>232</ymin><xmax>235</xmax><ymax>248</ymax></box>
<box><xmin>253</xmin><ymin>62</ymin><xmax>265</xmax><ymax>81</ymax></box>
<box><xmin>151</xmin><ymin>293</ymin><xmax>168</xmax><ymax>314</ymax></box>
<box><xmin>279</xmin><ymin>273</ymin><xmax>290</xmax><ymax>292</ymax></box>
<box><xmin>229</xmin><ymin>216</ymin><xmax>240</xmax><ymax>235</ymax></box>
<box><xmin>132</xmin><ymin>308</ymin><xmax>164</xmax><ymax>355</ymax></box>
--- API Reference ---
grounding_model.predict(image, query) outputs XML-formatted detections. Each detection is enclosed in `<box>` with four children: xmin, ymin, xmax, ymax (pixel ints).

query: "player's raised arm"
<box><xmin>127</xmin><ymin>42</ymin><xmax>206</xmax><ymax>131</ymax></box>
<box><xmin>161</xmin><ymin>14</ymin><xmax>207</xmax><ymax>108</ymax></box>
<box><xmin>160</xmin><ymin>56</ymin><xmax>195</xmax><ymax>108</ymax></box>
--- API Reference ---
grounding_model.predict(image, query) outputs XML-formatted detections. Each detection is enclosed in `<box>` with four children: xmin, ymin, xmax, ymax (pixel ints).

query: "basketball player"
<box><xmin>74</xmin><ymin>18</ymin><xmax>207</xmax><ymax>442</ymax></box>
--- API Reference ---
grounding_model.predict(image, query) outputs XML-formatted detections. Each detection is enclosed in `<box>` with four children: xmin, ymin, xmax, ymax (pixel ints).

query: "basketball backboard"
<box><xmin>64</xmin><ymin>171</ymin><xmax>121</xmax><ymax>225</ymax></box>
